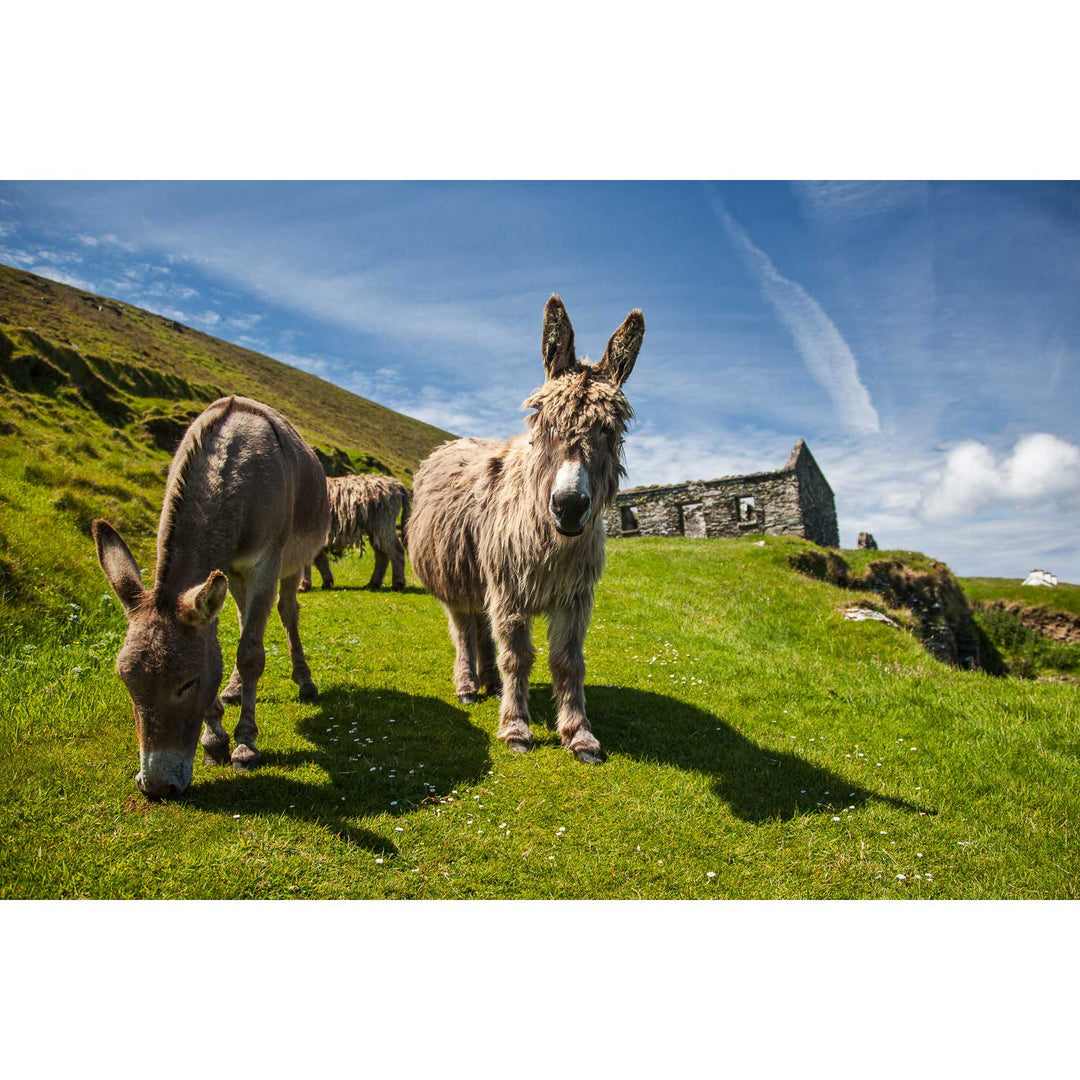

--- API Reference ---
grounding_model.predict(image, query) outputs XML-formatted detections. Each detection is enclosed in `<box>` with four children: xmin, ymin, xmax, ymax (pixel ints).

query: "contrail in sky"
<box><xmin>711</xmin><ymin>195</ymin><xmax>881</xmax><ymax>435</ymax></box>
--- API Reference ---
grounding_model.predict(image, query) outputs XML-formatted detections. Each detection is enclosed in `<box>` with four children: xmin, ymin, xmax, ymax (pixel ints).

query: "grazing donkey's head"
<box><xmin>524</xmin><ymin>295</ymin><xmax>644</xmax><ymax>537</ymax></box>
<box><xmin>93</xmin><ymin>519</ymin><xmax>227</xmax><ymax>798</ymax></box>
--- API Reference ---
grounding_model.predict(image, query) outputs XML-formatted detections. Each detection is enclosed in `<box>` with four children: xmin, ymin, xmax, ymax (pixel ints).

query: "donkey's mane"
<box><xmin>154</xmin><ymin>395</ymin><xmax>272</xmax><ymax>595</ymax></box>
<box><xmin>522</xmin><ymin>363</ymin><xmax>634</xmax><ymax>480</ymax></box>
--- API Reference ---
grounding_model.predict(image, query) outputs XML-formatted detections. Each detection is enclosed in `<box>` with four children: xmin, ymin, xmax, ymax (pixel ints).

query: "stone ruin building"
<box><xmin>604</xmin><ymin>439</ymin><xmax>840</xmax><ymax>547</ymax></box>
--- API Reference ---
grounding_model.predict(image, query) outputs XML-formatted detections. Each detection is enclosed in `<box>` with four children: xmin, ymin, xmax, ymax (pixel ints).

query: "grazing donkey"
<box><xmin>408</xmin><ymin>296</ymin><xmax>644</xmax><ymax>764</ymax></box>
<box><xmin>92</xmin><ymin>395</ymin><xmax>330</xmax><ymax>798</ymax></box>
<box><xmin>299</xmin><ymin>473</ymin><xmax>411</xmax><ymax>592</ymax></box>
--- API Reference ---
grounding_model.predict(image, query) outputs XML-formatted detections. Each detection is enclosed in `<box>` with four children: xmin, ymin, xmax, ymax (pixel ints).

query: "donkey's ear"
<box><xmin>598</xmin><ymin>309</ymin><xmax>645</xmax><ymax>387</ymax></box>
<box><xmin>542</xmin><ymin>294</ymin><xmax>576</xmax><ymax>379</ymax></box>
<box><xmin>92</xmin><ymin>519</ymin><xmax>145</xmax><ymax>615</ymax></box>
<box><xmin>178</xmin><ymin>570</ymin><xmax>229</xmax><ymax>627</ymax></box>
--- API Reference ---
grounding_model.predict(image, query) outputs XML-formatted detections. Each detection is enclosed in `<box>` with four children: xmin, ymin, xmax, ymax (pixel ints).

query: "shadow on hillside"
<box><xmin>186</xmin><ymin>685</ymin><xmax>491</xmax><ymax>851</ymax></box>
<box><xmin>531</xmin><ymin>684</ymin><xmax>932</xmax><ymax>823</ymax></box>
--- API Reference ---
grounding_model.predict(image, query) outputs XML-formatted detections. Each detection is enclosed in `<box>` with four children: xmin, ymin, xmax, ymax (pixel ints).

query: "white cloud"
<box><xmin>918</xmin><ymin>433</ymin><xmax>1080</xmax><ymax>522</ymax></box>
<box><xmin>0</xmin><ymin>246</ymin><xmax>35</xmax><ymax>267</ymax></box>
<box><xmin>712</xmin><ymin>199</ymin><xmax>881</xmax><ymax>436</ymax></box>
<box><xmin>139</xmin><ymin>300</ymin><xmax>188</xmax><ymax>322</ymax></box>
<box><xmin>226</xmin><ymin>313</ymin><xmax>263</xmax><ymax>331</ymax></box>
<box><xmin>792</xmin><ymin>181</ymin><xmax>928</xmax><ymax>229</ymax></box>
<box><xmin>27</xmin><ymin>265</ymin><xmax>97</xmax><ymax>291</ymax></box>
<box><xmin>622</xmin><ymin>425</ymin><xmax>797</xmax><ymax>489</ymax></box>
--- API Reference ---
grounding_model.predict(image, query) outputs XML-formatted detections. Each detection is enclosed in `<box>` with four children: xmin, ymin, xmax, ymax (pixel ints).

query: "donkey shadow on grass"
<box><xmin>527</xmin><ymin>684</ymin><xmax>933</xmax><ymax>823</ymax></box>
<box><xmin>185</xmin><ymin>685</ymin><xmax>492</xmax><ymax>852</ymax></box>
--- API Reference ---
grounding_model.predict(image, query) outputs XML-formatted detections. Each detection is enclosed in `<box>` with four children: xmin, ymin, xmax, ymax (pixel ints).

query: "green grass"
<box><xmin>3</xmin><ymin>536</ymin><xmax>1076</xmax><ymax>899</ymax></box>
<box><xmin>959</xmin><ymin>576</ymin><xmax>1080</xmax><ymax>615</ymax></box>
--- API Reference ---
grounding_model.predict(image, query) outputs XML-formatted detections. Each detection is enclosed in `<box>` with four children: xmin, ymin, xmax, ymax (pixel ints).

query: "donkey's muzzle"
<box><xmin>136</xmin><ymin>773</ymin><xmax>186</xmax><ymax>800</ymax></box>
<box><xmin>550</xmin><ymin>490</ymin><xmax>591</xmax><ymax>537</ymax></box>
<box><xmin>136</xmin><ymin>749</ymin><xmax>194</xmax><ymax>800</ymax></box>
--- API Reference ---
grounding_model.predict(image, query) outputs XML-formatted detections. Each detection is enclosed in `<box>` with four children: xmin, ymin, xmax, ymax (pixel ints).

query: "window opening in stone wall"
<box><xmin>681</xmin><ymin>502</ymin><xmax>706</xmax><ymax>538</ymax></box>
<box><xmin>620</xmin><ymin>505</ymin><xmax>640</xmax><ymax>534</ymax></box>
<box><xmin>737</xmin><ymin>496</ymin><xmax>757</xmax><ymax>523</ymax></box>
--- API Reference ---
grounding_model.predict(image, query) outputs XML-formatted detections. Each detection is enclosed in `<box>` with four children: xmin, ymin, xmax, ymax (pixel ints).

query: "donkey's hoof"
<box><xmin>298</xmin><ymin>680</ymin><xmax>319</xmax><ymax>702</ymax></box>
<box><xmin>483</xmin><ymin>679</ymin><xmax>503</xmax><ymax>699</ymax></box>
<box><xmin>321</xmin><ymin>581</ymin><xmax>334</xmax><ymax>591</ymax></box>
<box><xmin>202</xmin><ymin>739</ymin><xmax>231</xmax><ymax>767</ymax></box>
<box><xmin>220</xmin><ymin>684</ymin><xmax>242</xmax><ymax>706</ymax></box>
<box><xmin>365</xmin><ymin>582</ymin><xmax>382</xmax><ymax>592</ymax></box>
<box><xmin>297</xmin><ymin>580</ymin><xmax>311</xmax><ymax>594</ymax></box>
<box><xmin>390</xmin><ymin>583</ymin><xmax>406</xmax><ymax>592</ymax></box>
<box><xmin>457</xmin><ymin>691</ymin><xmax>479</xmax><ymax>705</ymax></box>
<box><xmin>499</xmin><ymin>725</ymin><xmax>534</xmax><ymax>754</ymax></box>
<box><xmin>569</xmin><ymin>734</ymin><xmax>605</xmax><ymax>765</ymax></box>
<box><xmin>573</xmin><ymin>746</ymin><xmax>605</xmax><ymax>765</ymax></box>
<box><xmin>231</xmin><ymin>743</ymin><xmax>260</xmax><ymax>771</ymax></box>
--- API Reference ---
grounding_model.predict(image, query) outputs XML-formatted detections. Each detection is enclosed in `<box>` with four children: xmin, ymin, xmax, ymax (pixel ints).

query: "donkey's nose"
<box><xmin>550</xmin><ymin>489</ymin><xmax>591</xmax><ymax>534</ymax></box>
<box><xmin>136</xmin><ymin>772</ymin><xmax>185</xmax><ymax>800</ymax></box>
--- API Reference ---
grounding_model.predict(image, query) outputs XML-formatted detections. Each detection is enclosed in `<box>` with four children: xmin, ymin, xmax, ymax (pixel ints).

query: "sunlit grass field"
<box><xmin>959</xmin><ymin>575</ymin><xmax>1080</xmax><ymax>615</ymax></box>
<box><xmin>2</xmin><ymin>536</ymin><xmax>1076</xmax><ymax>899</ymax></box>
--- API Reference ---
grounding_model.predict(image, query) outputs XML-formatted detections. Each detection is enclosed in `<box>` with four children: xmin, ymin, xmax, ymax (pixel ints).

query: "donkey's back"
<box><xmin>168</xmin><ymin>395</ymin><xmax>329</xmax><ymax>578</ymax></box>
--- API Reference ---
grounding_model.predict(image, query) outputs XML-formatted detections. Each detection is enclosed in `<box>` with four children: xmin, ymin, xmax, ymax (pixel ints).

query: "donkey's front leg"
<box><xmin>220</xmin><ymin>575</ymin><xmax>247</xmax><ymax>704</ymax></box>
<box><xmin>278</xmin><ymin>570</ymin><xmax>320</xmax><ymax>701</ymax></box>
<box><xmin>548</xmin><ymin>599</ymin><xmax>603</xmax><ymax>764</ymax></box>
<box><xmin>491</xmin><ymin>605</ymin><xmax>535</xmax><ymax>753</ymax></box>
<box><xmin>200</xmin><ymin>694</ymin><xmax>230</xmax><ymax>766</ymax></box>
<box><xmin>231</xmin><ymin>565</ymin><xmax>278</xmax><ymax>771</ymax></box>
<box><xmin>446</xmin><ymin>607</ymin><xmax>479</xmax><ymax>704</ymax></box>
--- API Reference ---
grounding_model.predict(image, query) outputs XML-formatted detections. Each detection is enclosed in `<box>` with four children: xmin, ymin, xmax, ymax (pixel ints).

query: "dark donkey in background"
<box><xmin>93</xmin><ymin>395</ymin><xmax>330</xmax><ymax>798</ymax></box>
<box><xmin>408</xmin><ymin>296</ymin><xmax>644</xmax><ymax>763</ymax></box>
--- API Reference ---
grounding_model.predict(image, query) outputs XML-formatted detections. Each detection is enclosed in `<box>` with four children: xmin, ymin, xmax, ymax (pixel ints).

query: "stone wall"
<box><xmin>605</xmin><ymin>439</ymin><xmax>839</xmax><ymax>546</ymax></box>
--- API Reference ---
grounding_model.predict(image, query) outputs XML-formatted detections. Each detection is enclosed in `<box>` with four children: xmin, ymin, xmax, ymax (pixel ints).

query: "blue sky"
<box><xmin>2</xmin><ymin>180</ymin><xmax>1078</xmax><ymax>579</ymax></box>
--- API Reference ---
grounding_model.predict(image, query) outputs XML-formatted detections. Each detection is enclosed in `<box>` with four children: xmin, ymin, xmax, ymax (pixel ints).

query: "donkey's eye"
<box><xmin>178</xmin><ymin>677</ymin><xmax>199</xmax><ymax>697</ymax></box>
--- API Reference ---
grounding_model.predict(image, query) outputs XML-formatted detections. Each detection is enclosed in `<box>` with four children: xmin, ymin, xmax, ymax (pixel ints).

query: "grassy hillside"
<box><xmin>958</xmin><ymin>577</ymin><xmax>1080</xmax><ymax>680</ymax></box>
<box><xmin>3</xmin><ymin>536</ymin><xmax>1076</xmax><ymax>899</ymax></box>
<box><xmin>959</xmin><ymin>576</ymin><xmax>1080</xmax><ymax>615</ymax></box>
<box><xmin>0</xmin><ymin>262</ymin><xmax>452</xmax><ymax>639</ymax></box>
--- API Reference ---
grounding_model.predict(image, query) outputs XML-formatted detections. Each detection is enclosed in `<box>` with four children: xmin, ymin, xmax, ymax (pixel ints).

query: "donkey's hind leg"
<box><xmin>446</xmin><ymin>606</ymin><xmax>479</xmax><ymax>704</ymax></box>
<box><xmin>278</xmin><ymin>570</ymin><xmax>319</xmax><ymax>702</ymax></box>
<box><xmin>476</xmin><ymin>613</ymin><xmax>501</xmax><ymax>698</ymax></box>
<box><xmin>366</xmin><ymin>542</ymin><xmax>390</xmax><ymax>591</ymax></box>
<box><xmin>220</xmin><ymin>575</ymin><xmax>247</xmax><ymax>705</ymax></box>
<box><xmin>314</xmin><ymin>551</ymin><xmax>335</xmax><ymax>590</ymax></box>
<box><xmin>491</xmin><ymin>604</ymin><xmax>535</xmax><ymax>753</ymax></box>
<box><xmin>386</xmin><ymin>525</ymin><xmax>407</xmax><ymax>591</ymax></box>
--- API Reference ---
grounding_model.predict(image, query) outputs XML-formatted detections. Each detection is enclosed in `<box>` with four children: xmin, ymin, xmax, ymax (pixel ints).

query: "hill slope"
<box><xmin>0</xmin><ymin>262</ymin><xmax>452</xmax><ymax>638</ymax></box>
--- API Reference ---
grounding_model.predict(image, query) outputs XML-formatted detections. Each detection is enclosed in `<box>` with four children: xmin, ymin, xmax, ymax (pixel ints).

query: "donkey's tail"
<box><xmin>399</xmin><ymin>488</ymin><xmax>412</xmax><ymax>550</ymax></box>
